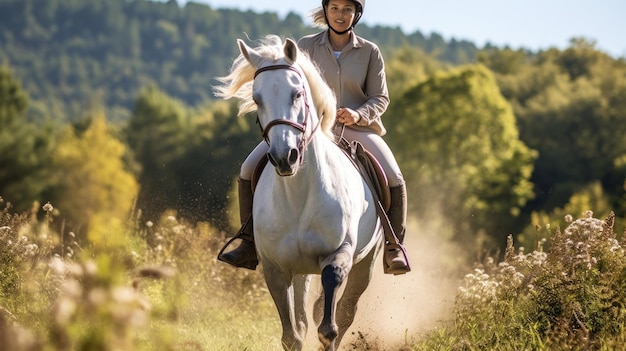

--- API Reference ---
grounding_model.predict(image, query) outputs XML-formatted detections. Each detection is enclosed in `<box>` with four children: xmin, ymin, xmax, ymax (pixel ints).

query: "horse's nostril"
<box><xmin>288</xmin><ymin>149</ymin><xmax>299</xmax><ymax>165</ymax></box>
<box><xmin>267</xmin><ymin>152</ymin><xmax>278</xmax><ymax>167</ymax></box>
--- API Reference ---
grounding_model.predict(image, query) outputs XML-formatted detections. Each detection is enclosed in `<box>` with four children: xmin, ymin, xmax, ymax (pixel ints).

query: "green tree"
<box><xmin>50</xmin><ymin>110</ymin><xmax>138</xmax><ymax>236</ymax></box>
<box><xmin>558</xmin><ymin>37</ymin><xmax>600</xmax><ymax>80</ymax></box>
<box><xmin>477</xmin><ymin>47</ymin><xmax>528</xmax><ymax>75</ymax></box>
<box><xmin>0</xmin><ymin>0</ymin><xmax>475</xmax><ymax>122</ymax></box>
<box><xmin>491</xmin><ymin>42</ymin><xmax>626</xmax><ymax>216</ymax></box>
<box><xmin>126</xmin><ymin>85</ymin><xmax>260</xmax><ymax>228</ymax></box>
<box><xmin>0</xmin><ymin>65</ymin><xmax>54</xmax><ymax>211</ymax></box>
<box><xmin>176</xmin><ymin>100</ymin><xmax>259</xmax><ymax>228</ymax></box>
<box><xmin>387</xmin><ymin>64</ymin><xmax>536</xmax><ymax>244</ymax></box>
<box><xmin>126</xmin><ymin>85</ymin><xmax>188</xmax><ymax>223</ymax></box>
<box><xmin>518</xmin><ymin>181</ymin><xmax>615</xmax><ymax>248</ymax></box>
<box><xmin>385</xmin><ymin>45</ymin><xmax>445</xmax><ymax>99</ymax></box>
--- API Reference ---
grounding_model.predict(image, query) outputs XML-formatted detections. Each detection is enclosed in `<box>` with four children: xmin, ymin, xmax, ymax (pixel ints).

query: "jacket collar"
<box><xmin>317</xmin><ymin>30</ymin><xmax>362</xmax><ymax>50</ymax></box>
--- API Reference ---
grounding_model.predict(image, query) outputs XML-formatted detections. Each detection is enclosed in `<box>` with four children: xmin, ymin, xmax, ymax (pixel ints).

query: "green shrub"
<box><xmin>0</xmin><ymin>199</ymin><xmax>277</xmax><ymax>351</ymax></box>
<box><xmin>415</xmin><ymin>211</ymin><xmax>626</xmax><ymax>350</ymax></box>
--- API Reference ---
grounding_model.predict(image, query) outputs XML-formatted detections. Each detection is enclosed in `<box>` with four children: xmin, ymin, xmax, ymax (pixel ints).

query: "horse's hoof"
<box><xmin>318</xmin><ymin>323</ymin><xmax>338</xmax><ymax>348</ymax></box>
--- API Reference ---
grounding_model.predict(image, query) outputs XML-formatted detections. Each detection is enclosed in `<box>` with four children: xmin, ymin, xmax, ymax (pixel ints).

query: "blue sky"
<box><xmin>177</xmin><ymin>0</ymin><xmax>624</xmax><ymax>58</ymax></box>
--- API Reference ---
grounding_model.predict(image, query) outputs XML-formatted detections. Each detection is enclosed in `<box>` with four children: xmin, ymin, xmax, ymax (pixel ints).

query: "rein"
<box><xmin>254</xmin><ymin>64</ymin><xmax>322</xmax><ymax>164</ymax></box>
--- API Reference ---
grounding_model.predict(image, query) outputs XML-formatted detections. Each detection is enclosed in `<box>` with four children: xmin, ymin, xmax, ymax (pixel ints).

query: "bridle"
<box><xmin>254</xmin><ymin>64</ymin><xmax>322</xmax><ymax>164</ymax></box>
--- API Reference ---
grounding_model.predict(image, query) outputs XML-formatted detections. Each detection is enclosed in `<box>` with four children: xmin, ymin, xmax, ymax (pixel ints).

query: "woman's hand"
<box><xmin>336</xmin><ymin>107</ymin><xmax>361</xmax><ymax>126</ymax></box>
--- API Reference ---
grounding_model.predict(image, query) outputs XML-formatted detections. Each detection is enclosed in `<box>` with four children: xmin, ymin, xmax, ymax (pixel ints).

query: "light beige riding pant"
<box><xmin>240</xmin><ymin>126</ymin><xmax>404</xmax><ymax>187</ymax></box>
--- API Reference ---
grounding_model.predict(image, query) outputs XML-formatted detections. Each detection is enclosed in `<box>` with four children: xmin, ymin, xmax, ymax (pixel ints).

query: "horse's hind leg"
<box><xmin>335</xmin><ymin>243</ymin><xmax>381</xmax><ymax>347</ymax></box>
<box><xmin>293</xmin><ymin>274</ymin><xmax>311</xmax><ymax>340</ymax></box>
<box><xmin>313</xmin><ymin>286</ymin><xmax>324</xmax><ymax>326</ymax></box>
<box><xmin>262</xmin><ymin>263</ymin><xmax>303</xmax><ymax>351</ymax></box>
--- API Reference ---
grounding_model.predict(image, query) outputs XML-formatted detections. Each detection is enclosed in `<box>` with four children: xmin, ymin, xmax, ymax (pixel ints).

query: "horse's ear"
<box><xmin>238</xmin><ymin>39</ymin><xmax>264</xmax><ymax>68</ymax></box>
<box><xmin>284</xmin><ymin>38</ymin><xmax>298</xmax><ymax>63</ymax></box>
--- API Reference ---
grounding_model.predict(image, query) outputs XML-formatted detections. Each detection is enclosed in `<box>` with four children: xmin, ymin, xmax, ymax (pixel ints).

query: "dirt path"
<box><xmin>305</xmin><ymin>218</ymin><xmax>465</xmax><ymax>350</ymax></box>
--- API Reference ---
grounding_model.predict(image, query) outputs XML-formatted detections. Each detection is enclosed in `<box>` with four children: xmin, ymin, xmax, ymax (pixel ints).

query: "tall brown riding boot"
<box><xmin>384</xmin><ymin>182</ymin><xmax>410</xmax><ymax>275</ymax></box>
<box><xmin>217</xmin><ymin>178</ymin><xmax>258</xmax><ymax>270</ymax></box>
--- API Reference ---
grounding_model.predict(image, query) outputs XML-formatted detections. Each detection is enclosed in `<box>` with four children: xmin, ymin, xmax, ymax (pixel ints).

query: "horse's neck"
<box><xmin>303</xmin><ymin>133</ymin><xmax>345</xmax><ymax>186</ymax></box>
<box><xmin>270</xmin><ymin>134</ymin><xmax>342</xmax><ymax>216</ymax></box>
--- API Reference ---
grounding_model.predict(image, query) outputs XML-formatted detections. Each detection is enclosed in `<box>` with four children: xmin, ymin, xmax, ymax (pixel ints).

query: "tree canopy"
<box><xmin>0</xmin><ymin>66</ymin><xmax>54</xmax><ymax>212</ymax></box>
<box><xmin>0</xmin><ymin>0</ymin><xmax>476</xmax><ymax>123</ymax></box>
<box><xmin>387</xmin><ymin>64</ymin><xmax>536</xmax><ymax>243</ymax></box>
<box><xmin>49</xmin><ymin>111</ymin><xmax>139</xmax><ymax>236</ymax></box>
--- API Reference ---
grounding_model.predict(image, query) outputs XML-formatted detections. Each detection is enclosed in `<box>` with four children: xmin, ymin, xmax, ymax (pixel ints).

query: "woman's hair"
<box><xmin>309</xmin><ymin>6</ymin><xmax>328</xmax><ymax>28</ymax></box>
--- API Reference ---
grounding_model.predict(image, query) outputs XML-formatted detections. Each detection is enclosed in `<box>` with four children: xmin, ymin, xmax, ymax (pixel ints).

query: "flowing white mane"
<box><xmin>214</xmin><ymin>35</ymin><xmax>337</xmax><ymax>139</ymax></box>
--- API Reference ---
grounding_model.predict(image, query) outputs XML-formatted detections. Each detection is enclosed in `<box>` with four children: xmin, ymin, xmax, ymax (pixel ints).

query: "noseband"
<box><xmin>254</xmin><ymin>64</ymin><xmax>321</xmax><ymax>163</ymax></box>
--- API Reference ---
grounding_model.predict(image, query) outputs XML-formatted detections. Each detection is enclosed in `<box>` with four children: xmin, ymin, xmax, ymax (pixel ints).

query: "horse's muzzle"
<box><xmin>267</xmin><ymin>147</ymin><xmax>300</xmax><ymax>176</ymax></box>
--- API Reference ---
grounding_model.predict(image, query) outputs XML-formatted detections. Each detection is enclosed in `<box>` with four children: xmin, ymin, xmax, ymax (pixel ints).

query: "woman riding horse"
<box><xmin>219</xmin><ymin>0</ymin><xmax>410</xmax><ymax>275</ymax></box>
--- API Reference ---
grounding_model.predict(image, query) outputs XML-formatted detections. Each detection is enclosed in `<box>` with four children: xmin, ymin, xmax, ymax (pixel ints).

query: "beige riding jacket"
<box><xmin>297</xmin><ymin>30</ymin><xmax>390</xmax><ymax>136</ymax></box>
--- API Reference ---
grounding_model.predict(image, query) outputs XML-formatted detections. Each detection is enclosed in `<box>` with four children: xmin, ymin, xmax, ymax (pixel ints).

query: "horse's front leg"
<box><xmin>262</xmin><ymin>262</ymin><xmax>303</xmax><ymax>351</ymax></box>
<box><xmin>318</xmin><ymin>250</ymin><xmax>352</xmax><ymax>350</ymax></box>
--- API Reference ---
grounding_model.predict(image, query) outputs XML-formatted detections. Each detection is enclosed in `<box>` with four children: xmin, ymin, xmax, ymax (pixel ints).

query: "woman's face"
<box><xmin>326</xmin><ymin>0</ymin><xmax>357</xmax><ymax>31</ymax></box>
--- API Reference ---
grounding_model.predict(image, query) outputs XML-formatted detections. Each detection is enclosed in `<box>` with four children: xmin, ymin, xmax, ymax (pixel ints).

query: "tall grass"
<box><xmin>0</xmin><ymin>199</ymin><xmax>281</xmax><ymax>350</ymax></box>
<box><xmin>2</xmin><ymin>196</ymin><xmax>625</xmax><ymax>350</ymax></box>
<box><xmin>414</xmin><ymin>211</ymin><xmax>626</xmax><ymax>350</ymax></box>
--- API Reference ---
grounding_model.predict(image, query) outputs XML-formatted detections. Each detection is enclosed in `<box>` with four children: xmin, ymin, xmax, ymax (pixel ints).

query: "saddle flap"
<box><xmin>351</xmin><ymin>141</ymin><xmax>391</xmax><ymax>212</ymax></box>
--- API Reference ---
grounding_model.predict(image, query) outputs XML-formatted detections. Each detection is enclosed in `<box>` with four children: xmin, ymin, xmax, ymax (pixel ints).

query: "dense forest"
<box><xmin>0</xmin><ymin>0</ymin><xmax>477</xmax><ymax>123</ymax></box>
<box><xmin>1</xmin><ymin>0</ymin><xmax>626</xmax><ymax>252</ymax></box>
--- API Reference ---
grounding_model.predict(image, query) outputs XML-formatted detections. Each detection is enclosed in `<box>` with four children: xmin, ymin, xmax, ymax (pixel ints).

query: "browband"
<box><xmin>254</xmin><ymin>64</ymin><xmax>302</xmax><ymax>79</ymax></box>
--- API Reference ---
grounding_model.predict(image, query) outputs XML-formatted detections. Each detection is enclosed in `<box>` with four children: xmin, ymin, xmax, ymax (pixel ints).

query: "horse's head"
<box><xmin>237</xmin><ymin>38</ymin><xmax>314</xmax><ymax>176</ymax></box>
<box><xmin>214</xmin><ymin>35</ymin><xmax>338</xmax><ymax>176</ymax></box>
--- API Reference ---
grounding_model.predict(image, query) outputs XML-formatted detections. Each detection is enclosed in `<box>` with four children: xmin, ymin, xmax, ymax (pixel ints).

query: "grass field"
<box><xmin>2</xmin><ymin>200</ymin><xmax>625</xmax><ymax>350</ymax></box>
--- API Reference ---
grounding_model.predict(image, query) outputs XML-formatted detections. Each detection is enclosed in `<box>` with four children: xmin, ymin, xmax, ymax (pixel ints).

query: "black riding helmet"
<box><xmin>322</xmin><ymin>0</ymin><xmax>365</xmax><ymax>34</ymax></box>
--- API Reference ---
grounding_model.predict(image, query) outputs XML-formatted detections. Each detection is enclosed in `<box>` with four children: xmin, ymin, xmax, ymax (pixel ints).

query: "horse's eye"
<box><xmin>294</xmin><ymin>90</ymin><xmax>303</xmax><ymax>100</ymax></box>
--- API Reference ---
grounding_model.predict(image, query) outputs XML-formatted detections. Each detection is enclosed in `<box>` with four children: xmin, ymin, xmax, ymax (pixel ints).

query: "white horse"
<box><xmin>214</xmin><ymin>35</ymin><xmax>383</xmax><ymax>351</ymax></box>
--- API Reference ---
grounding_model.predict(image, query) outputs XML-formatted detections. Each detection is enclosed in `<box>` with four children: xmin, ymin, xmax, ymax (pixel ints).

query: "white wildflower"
<box><xmin>61</xmin><ymin>280</ymin><xmax>82</xmax><ymax>298</ymax></box>
<box><xmin>42</xmin><ymin>202</ymin><xmax>54</xmax><ymax>212</ymax></box>
<box><xmin>55</xmin><ymin>298</ymin><xmax>77</xmax><ymax>325</ymax></box>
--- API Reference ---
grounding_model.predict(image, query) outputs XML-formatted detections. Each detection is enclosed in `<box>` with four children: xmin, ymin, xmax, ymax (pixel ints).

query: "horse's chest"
<box><xmin>255</xmin><ymin>216</ymin><xmax>345</xmax><ymax>246</ymax></box>
<box><xmin>255</xmin><ymin>211</ymin><xmax>350</xmax><ymax>266</ymax></box>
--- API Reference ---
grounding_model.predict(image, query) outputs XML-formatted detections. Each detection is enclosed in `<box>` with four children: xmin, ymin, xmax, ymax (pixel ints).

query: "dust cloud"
<box><xmin>305</xmin><ymin>218</ymin><xmax>466</xmax><ymax>350</ymax></box>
